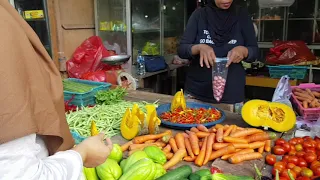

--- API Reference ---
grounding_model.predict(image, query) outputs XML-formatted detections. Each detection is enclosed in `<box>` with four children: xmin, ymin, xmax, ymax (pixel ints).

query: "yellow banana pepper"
<box><xmin>90</xmin><ymin>120</ymin><xmax>99</xmax><ymax>136</ymax></box>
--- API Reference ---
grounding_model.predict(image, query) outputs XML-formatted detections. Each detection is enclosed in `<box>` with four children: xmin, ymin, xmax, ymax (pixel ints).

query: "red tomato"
<box><xmin>276</xmin><ymin>138</ymin><xmax>287</xmax><ymax>146</ymax></box>
<box><xmin>315</xmin><ymin>143</ymin><xmax>320</xmax><ymax>151</ymax></box>
<box><xmin>304</xmin><ymin>136</ymin><xmax>313</xmax><ymax>141</ymax></box>
<box><xmin>305</xmin><ymin>148</ymin><xmax>316</xmax><ymax>154</ymax></box>
<box><xmin>304</xmin><ymin>140</ymin><xmax>316</xmax><ymax>149</ymax></box>
<box><xmin>288</xmin><ymin>156</ymin><xmax>299</xmax><ymax>165</ymax></box>
<box><xmin>282</xmin><ymin>155</ymin><xmax>290</xmax><ymax>162</ymax></box>
<box><xmin>297</xmin><ymin>151</ymin><xmax>306</xmax><ymax>158</ymax></box>
<box><xmin>279</xmin><ymin>177</ymin><xmax>289</xmax><ymax>180</ymax></box>
<box><xmin>296</xmin><ymin>177</ymin><xmax>311</xmax><ymax>180</ymax></box>
<box><xmin>311</xmin><ymin>161</ymin><xmax>320</xmax><ymax>171</ymax></box>
<box><xmin>312</xmin><ymin>165</ymin><xmax>320</xmax><ymax>176</ymax></box>
<box><xmin>273</xmin><ymin>146</ymin><xmax>287</xmax><ymax>155</ymax></box>
<box><xmin>296</xmin><ymin>137</ymin><xmax>304</xmax><ymax>144</ymax></box>
<box><xmin>282</xmin><ymin>142</ymin><xmax>291</xmax><ymax>153</ymax></box>
<box><xmin>288</xmin><ymin>150</ymin><xmax>297</xmax><ymax>156</ymax></box>
<box><xmin>274</xmin><ymin>161</ymin><xmax>287</xmax><ymax>172</ymax></box>
<box><xmin>293</xmin><ymin>166</ymin><xmax>302</xmax><ymax>176</ymax></box>
<box><xmin>286</xmin><ymin>163</ymin><xmax>296</xmax><ymax>169</ymax></box>
<box><xmin>289</xmin><ymin>138</ymin><xmax>298</xmax><ymax>145</ymax></box>
<box><xmin>305</xmin><ymin>153</ymin><xmax>318</xmax><ymax>163</ymax></box>
<box><xmin>298</xmin><ymin>158</ymin><xmax>308</xmax><ymax>167</ymax></box>
<box><xmin>281</xmin><ymin>169</ymin><xmax>297</xmax><ymax>179</ymax></box>
<box><xmin>266</xmin><ymin>154</ymin><xmax>277</xmax><ymax>166</ymax></box>
<box><xmin>301</xmin><ymin>167</ymin><xmax>314</xmax><ymax>177</ymax></box>
<box><xmin>295</xmin><ymin>144</ymin><xmax>304</xmax><ymax>152</ymax></box>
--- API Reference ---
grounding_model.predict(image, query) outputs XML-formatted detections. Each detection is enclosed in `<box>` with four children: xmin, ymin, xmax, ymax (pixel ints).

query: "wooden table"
<box><xmin>110</xmin><ymin>90</ymin><xmax>295</xmax><ymax>178</ymax></box>
<box><xmin>246</xmin><ymin>76</ymin><xmax>298</xmax><ymax>88</ymax></box>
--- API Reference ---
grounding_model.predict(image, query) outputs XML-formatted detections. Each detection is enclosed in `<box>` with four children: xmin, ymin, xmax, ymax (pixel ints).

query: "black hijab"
<box><xmin>205</xmin><ymin>1</ymin><xmax>239</xmax><ymax>47</ymax></box>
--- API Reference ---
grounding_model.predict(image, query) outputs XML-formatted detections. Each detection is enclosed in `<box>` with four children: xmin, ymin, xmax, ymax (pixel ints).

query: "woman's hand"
<box><xmin>193</xmin><ymin>44</ymin><xmax>216</xmax><ymax>68</ymax></box>
<box><xmin>72</xmin><ymin>133</ymin><xmax>113</xmax><ymax>168</ymax></box>
<box><xmin>226</xmin><ymin>46</ymin><xmax>248</xmax><ymax>67</ymax></box>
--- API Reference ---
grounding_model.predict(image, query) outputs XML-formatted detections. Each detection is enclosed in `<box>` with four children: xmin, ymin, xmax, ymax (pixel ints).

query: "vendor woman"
<box><xmin>0</xmin><ymin>1</ymin><xmax>112</xmax><ymax>179</ymax></box>
<box><xmin>178</xmin><ymin>0</ymin><xmax>258</xmax><ymax>104</ymax></box>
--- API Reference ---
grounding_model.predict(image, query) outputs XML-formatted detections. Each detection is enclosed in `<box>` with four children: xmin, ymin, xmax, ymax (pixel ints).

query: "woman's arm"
<box><xmin>178</xmin><ymin>10</ymin><xmax>201</xmax><ymax>59</ymax></box>
<box><xmin>241</xmin><ymin>10</ymin><xmax>259</xmax><ymax>62</ymax></box>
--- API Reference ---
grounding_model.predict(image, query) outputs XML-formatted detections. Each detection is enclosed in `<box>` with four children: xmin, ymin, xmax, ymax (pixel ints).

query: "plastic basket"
<box><xmin>291</xmin><ymin>83</ymin><xmax>320</xmax><ymax>121</ymax></box>
<box><xmin>63</xmin><ymin>78</ymin><xmax>111</xmax><ymax>107</ymax></box>
<box><xmin>267</xmin><ymin>65</ymin><xmax>308</xmax><ymax>80</ymax></box>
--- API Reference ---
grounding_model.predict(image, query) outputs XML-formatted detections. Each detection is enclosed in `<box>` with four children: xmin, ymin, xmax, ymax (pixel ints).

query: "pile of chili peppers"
<box><xmin>160</xmin><ymin>107</ymin><xmax>222</xmax><ymax>124</ymax></box>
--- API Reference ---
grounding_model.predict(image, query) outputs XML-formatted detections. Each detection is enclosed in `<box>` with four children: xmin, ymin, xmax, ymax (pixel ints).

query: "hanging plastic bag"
<box><xmin>212</xmin><ymin>57</ymin><xmax>229</xmax><ymax>102</ymax></box>
<box><xmin>272</xmin><ymin>75</ymin><xmax>293</xmax><ymax>108</ymax></box>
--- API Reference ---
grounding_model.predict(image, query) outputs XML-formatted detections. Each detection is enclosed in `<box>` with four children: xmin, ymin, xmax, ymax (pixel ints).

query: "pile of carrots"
<box><xmin>293</xmin><ymin>88</ymin><xmax>320</xmax><ymax>108</ymax></box>
<box><xmin>120</xmin><ymin>124</ymin><xmax>276</xmax><ymax>170</ymax></box>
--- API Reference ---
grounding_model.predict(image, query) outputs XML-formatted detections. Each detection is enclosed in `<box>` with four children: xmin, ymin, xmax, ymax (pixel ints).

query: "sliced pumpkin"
<box><xmin>90</xmin><ymin>120</ymin><xmax>99</xmax><ymax>136</ymax></box>
<box><xmin>171</xmin><ymin>89</ymin><xmax>187</xmax><ymax>112</ymax></box>
<box><xmin>120</xmin><ymin>108</ymin><xmax>141</xmax><ymax>140</ymax></box>
<box><xmin>149</xmin><ymin>117</ymin><xmax>161</xmax><ymax>134</ymax></box>
<box><xmin>242</xmin><ymin>100</ymin><xmax>296</xmax><ymax>132</ymax></box>
<box><xmin>132</xmin><ymin>104</ymin><xmax>145</xmax><ymax>125</ymax></box>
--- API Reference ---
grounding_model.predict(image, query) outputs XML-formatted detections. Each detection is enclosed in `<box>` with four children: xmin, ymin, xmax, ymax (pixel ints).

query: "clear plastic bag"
<box><xmin>212</xmin><ymin>58</ymin><xmax>229</xmax><ymax>102</ymax></box>
<box><xmin>272</xmin><ymin>75</ymin><xmax>293</xmax><ymax>108</ymax></box>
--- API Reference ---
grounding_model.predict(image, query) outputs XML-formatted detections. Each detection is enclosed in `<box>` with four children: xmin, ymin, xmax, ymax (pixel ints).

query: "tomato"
<box><xmin>273</xmin><ymin>146</ymin><xmax>287</xmax><ymax>155</ymax></box>
<box><xmin>312</xmin><ymin>165</ymin><xmax>320</xmax><ymax>176</ymax></box>
<box><xmin>304</xmin><ymin>136</ymin><xmax>313</xmax><ymax>141</ymax></box>
<box><xmin>288</xmin><ymin>150</ymin><xmax>297</xmax><ymax>156</ymax></box>
<box><xmin>311</xmin><ymin>161</ymin><xmax>320</xmax><ymax>171</ymax></box>
<box><xmin>305</xmin><ymin>148</ymin><xmax>317</xmax><ymax>154</ymax></box>
<box><xmin>274</xmin><ymin>161</ymin><xmax>287</xmax><ymax>172</ymax></box>
<box><xmin>266</xmin><ymin>154</ymin><xmax>277</xmax><ymax>166</ymax></box>
<box><xmin>288</xmin><ymin>156</ymin><xmax>299</xmax><ymax>165</ymax></box>
<box><xmin>276</xmin><ymin>138</ymin><xmax>287</xmax><ymax>146</ymax></box>
<box><xmin>279</xmin><ymin>177</ymin><xmax>289</xmax><ymax>180</ymax></box>
<box><xmin>304</xmin><ymin>140</ymin><xmax>316</xmax><ymax>149</ymax></box>
<box><xmin>289</xmin><ymin>138</ymin><xmax>298</xmax><ymax>145</ymax></box>
<box><xmin>281</xmin><ymin>169</ymin><xmax>297</xmax><ymax>179</ymax></box>
<box><xmin>305</xmin><ymin>153</ymin><xmax>318</xmax><ymax>163</ymax></box>
<box><xmin>297</xmin><ymin>151</ymin><xmax>306</xmax><ymax>158</ymax></box>
<box><xmin>296</xmin><ymin>137</ymin><xmax>304</xmax><ymax>144</ymax></box>
<box><xmin>315</xmin><ymin>143</ymin><xmax>320</xmax><ymax>151</ymax></box>
<box><xmin>286</xmin><ymin>162</ymin><xmax>296</xmax><ymax>169</ymax></box>
<box><xmin>295</xmin><ymin>144</ymin><xmax>304</xmax><ymax>152</ymax></box>
<box><xmin>282</xmin><ymin>142</ymin><xmax>291</xmax><ymax>153</ymax></box>
<box><xmin>282</xmin><ymin>155</ymin><xmax>290</xmax><ymax>162</ymax></box>
<box><xmin>297</xmin><ymin>177</ymin><xmax>311</xmax><ymax>180</ymax></box>
<box><xmin>298</xmin><ymin>158</ymin><xmax>308</xmax><ymax>167</ymax></box>
<box><xmin>293</xmin><ymin>166</ymin><xmax>302</xmax><ymax>176</ymax></box>
<box><xmin>301</xmin><ymin>167</ymin><xmax>314</xmax><ymax>177</ymax></box>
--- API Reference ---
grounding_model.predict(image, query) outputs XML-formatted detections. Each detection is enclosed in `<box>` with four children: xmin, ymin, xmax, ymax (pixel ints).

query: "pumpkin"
<box><xmin>241</xmin><ymin>100</ymin><xmax>296</xmax><ymax>132</ymax></box>
<box><xmin>171</xmin><ymin>89</ymin><xmax>187</xmax><ymax>112</ymax></box>
<box><xmin>120</xmin><ymin>104</ymin><xmax>161</xmax><ymax>140</ymax></box>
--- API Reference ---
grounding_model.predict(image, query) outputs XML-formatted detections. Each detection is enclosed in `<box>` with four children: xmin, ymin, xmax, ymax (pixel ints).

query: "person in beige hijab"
<box><xmin>0</xmin><ymin>0</ymin><xmax>113</xmax><ymax>179</ymax></box>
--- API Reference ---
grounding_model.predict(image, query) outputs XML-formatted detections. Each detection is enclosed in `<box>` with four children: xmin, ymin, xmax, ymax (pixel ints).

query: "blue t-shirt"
<box><xmin>178</xmin><ymin>6</ymin><xmax>259</xmax><ymax>104</ymax></box>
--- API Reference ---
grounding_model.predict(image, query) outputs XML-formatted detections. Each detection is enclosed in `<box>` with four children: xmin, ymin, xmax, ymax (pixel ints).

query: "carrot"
<box><xmin>133</xmin><ymin>130</ymin><xmax>171</xmax><ymax>144</ymax></box>
<box><xmin>199</xmin><ymin>141</ymin><xmax>203</xmax><ymax>149</ymax></box>
<box><xmin>223</xmin><ymin>125</ymin><xmax>230</xmax><ymax>131</ymax></box>
<box><xmin>296</xmin><ymin>96</ymin><xmax>311</xmax><ymax>103</ymax></box>
<box><xmin>215</xmin><ymin>124</ymin><xmax>224</xmax><ymax>129</ymax></box>
<box><xmin>306</xmin><ymin>89</ymin><xmax>315</xmax><ymax>99</ymax></box>
<box><xmin>184</xmin><ymin>156</ymin><xmax>196</xmax><ymax>162</ymax></box>
<box><xmin>190</xmin><ymin>127</ymin><xmax>200</xmax><ymax>133</ymax></box>
<box><xmin>121</xmin><ymin>141</ymin><xmax>133</xmax><ymax>152</ymax></box>
<box><xmin>232</xmin><ymin>143</ymin><xmax>250</xmax><ymax>149</ymax></box>
<box><xmin>185</xmin><ymin>137</ymin><xmax>194</xmax><ymax>158</ymax></box>
<box><xmin>230</xmin><ymin>125</ymin><xmax>238</xmax><ymax>134</ymax></box>
<box><xmin>230</xmin><ymin>128</ymin><xmax>263</xmax><ymax>138</ymax></box>
<box><xmin>265</xmin><ymin>140</ymin><xmax>271</xmax><ymax>152</ymax></box>
<box><xmin>223</xmin><ymin>136</ymin><xmax>248</xmax><ymax>144</ymax></box>
<box><xmin>224</xmin><ymin>125</ymin><xmax>234</xmax><ymax>137</ymax></box>
<box><xmin>303</xmin><ymin>101</ymin><xmax>309</xmax><ymax>108</ymax></box>
<box><xmin>249</xmin><ymin>141</ymin><xmax>265</xmax><ymax>149</ymax></box>
<box><xmin>165</xmin><ymin>152</ymin><xmax>174</xmax><ymax>160</ymax></box>
<box><xmin>145</xmin><ymin>140</ymin><xmax>156</xmax><ymax>144</ymax></box>
<box><xmin>210</xmin><ymin>127</ymin><xmax>217</xmax><ymax>133</ymax></box>
<box><xmin>162</xmin><ymin>134</ymin><xmax>172</xmax><ymax>143</ymax></box>
<box><xmin>182</xmin><ymin>133</ymin><xmax>189</xmax><ymax>138</ymax></box>
<box><xmin>246</xmin><ymin>132</ymin><xmax>276</xmax><ymax>143</ymax></box>
<box><xmin>209</xmin><ymin>145</ymin><xmax>236</xmax><ymax>161</ymax></box>
<box><xmin>175</xmin><ymin>133</ymin><xmax>186</xmax><ymax>150</ymax></box>
<box><xmin>228</xmin><ymin>152</ymin><xmax>263</xmax><ymax>164</ymax></box>
<box><xmin>195</xmin><ymin>136</ymin><xmax>208</xmax><ymax>166</ymax></box>
<box><xmin>221</xmin><ymin>148</ymin><xmax>254</xmax><ymax>160</ymax></box>
<box><xmin>163</xmin><ymin>144</ymin><xmax>172</xmax><ymax>153</ymax></box>
<box><xmin>258</xmin><ymin>145</ymin><xmax>264</xmax><ymax>154</ymax></box>
<box><xmin>197</xmin><ymin>124</ymin><xmax>209</xmax><ymax>132</ymax></box>
<box><xmin>310</xmin><ymin>99</ymin><xmax>318</xmax><ymax>108</ymax></box>
<box><xmin>163</xmin><ymin>149</ymin><xmax>187</xmax><ymax>170</ymax></box>
<box><xmin>212</xmin><ymin>143</ymin><xmax>230</xmax><ymax>150</ymax></box>
<box><xmin>196</xmin><ymin>132</ymin><xmax>210</xmax><ymax>138</ymax></box>
<box><xmin>312</xmin><ymin>91</ymin><xmax>320</xmax><ymax>98</ymax></box>
<box><xmin>203</xmin><ymin>133</ymin><xmax>215</xmax><ymax>165</ymax></box>
<box><xmin>169</xmin><ymin>138</ymin><xmax>178</xmax><ymax>153</ymax></box>
<box><xmin>189</xmin><ymin>132</ymin><xmax>200</xmax><ymax>155</ymax></box>
<box><xmin>216</xmin><ymin>127</ymin><xmax>224</xmax><ymax>142</ymax></box>
<box><xmin>294</xmin><ymin>91</ymin><xmax>313</xmax><ymax>101</ymax></box>
<box><xmin>129</xmin><ymin>143</ymin><xmax>162</xmax><ymax>151</ymax></box>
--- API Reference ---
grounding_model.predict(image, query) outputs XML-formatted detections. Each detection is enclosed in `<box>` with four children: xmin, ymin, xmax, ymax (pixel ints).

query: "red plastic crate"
<box><xmin>291</xmin><ymin>83</ymin><xmax>320</xmax><ymax>121</ymax></box>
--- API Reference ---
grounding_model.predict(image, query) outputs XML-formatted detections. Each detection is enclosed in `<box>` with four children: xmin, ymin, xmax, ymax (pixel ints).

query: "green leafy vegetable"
<box><xmin>63</xmin><ymin>79</ymin><xmax>98</xmax><ymax>93</ymax></box>
<box><xmin>95</xmin><ymin>87</ymin><xmax>127</xmax><ymax>105</ymax></box>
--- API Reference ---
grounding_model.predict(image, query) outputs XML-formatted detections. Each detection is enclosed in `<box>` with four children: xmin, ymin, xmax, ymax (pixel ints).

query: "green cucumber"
<box><xmin>195</xmin><ymin>169</ymin><xmax>211</xmax><ymax>177</ymax></box>
<box><xmin>156</xmin><ymin>165</ymin><xmax>192</xmax><ymax>180</ymax></box>
<box><xmin>189</xmin><ymin>173</ymin><xmax>201</xmax><ymax>180</ymax></box>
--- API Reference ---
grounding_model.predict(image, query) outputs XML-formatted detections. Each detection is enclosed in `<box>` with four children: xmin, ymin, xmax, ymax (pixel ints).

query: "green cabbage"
<box><xmin>96</xmin><ymin>158</ymin><xmax>122</xmax><ymax>180</ymax></box>
<box><xmin>122</xmin><ymin>151</ymin><xmax>148</xmax><ymax>173</ymax></box>
<box><xmin>143</xmin><ymin>146</ymin><xmax>167</xmax><ymax>165</ymax></box>
<box><xmin>119</xmin><ymin>158</ymin><xmax>156</xmax><ymax>180</ymax></box>
<box><xmin>109</xmin><ymin>144</ymin><xmax>123</xmax><ymax>163</ymax></box>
